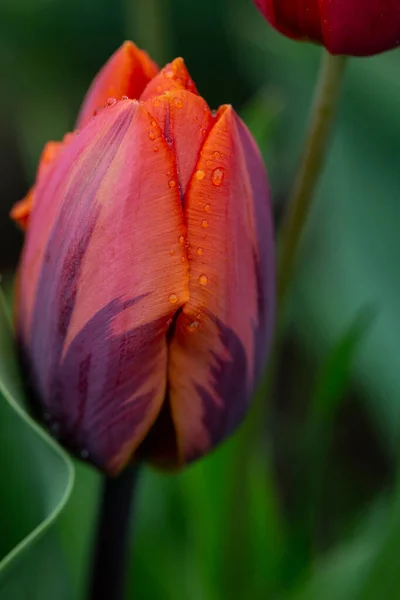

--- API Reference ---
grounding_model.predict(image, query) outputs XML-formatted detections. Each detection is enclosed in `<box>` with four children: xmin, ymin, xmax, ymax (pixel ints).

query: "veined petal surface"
<box><xmin>17</xmin><ymin>100</ymin><xmax>189</xmax><ymax>474</ymax></box>
<box><xmin>77</xmin><ymin>41</ymin><xmax>159</xmax><ymax>129</ymax></box>
<box><xmin>167</xmin><ymin>106</ymin><xmax>275</xmax><ymax>464</ymax></box>
<box><xmin>140</xmin><ymin>58</ymin><xmax>198</xmax><ymax>102</ymax></box>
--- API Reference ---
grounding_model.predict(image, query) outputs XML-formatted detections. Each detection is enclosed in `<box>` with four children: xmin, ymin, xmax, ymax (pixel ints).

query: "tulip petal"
<box><xmin>255</xmin><ymin>0</ymin><xmax>400</xmax><ymax>56</ymax></box>
<box><xmin>268</xmin><ymin>0</ymin><xmax>323</xmax><ymax>42</ymax></box>
<box><xmin>167</xmin><ymin>106</ymin><xmax>275</xmax><ymax>464</ymax></box>
<box><xmin>17</xmin><ymin>100</ymin><xmax>189</xmax><ymax>474</ymax></box>
<box><xmin>142</xmin><ymin>89</ymin><xmax>214</xmax><ymax>196</ymax></box>
<box><xmin>10</xmin><ymin>188</ymin><xmax>34</xmax><ymax>230</ymax></box>
<box><xmin>321</xmin><ymin>0</ymin><xmax>400</xmax><ymax>56</ymax></box>
<box><xmin>139</xmin><ymin>58</ymin><xmax>199</xmax><ymax>102</ymax></box>
<box><xmin>77</xmin><ymin>41</ymin><xmax>159</xmax><ymax>129</ymax></box>
<box><xmin>10</xmin><ymin>138</ymin><xmax>70</xmax><ymax>230</ymax></box>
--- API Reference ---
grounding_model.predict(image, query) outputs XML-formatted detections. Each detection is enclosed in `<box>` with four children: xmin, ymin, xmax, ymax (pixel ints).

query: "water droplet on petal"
<box><xmin>206</xmin><ymin>159</ymin><xmax>213</xmax><ymax>168</ymax></box>
<box><xmin>213</xmin><ymin>151</ymin><xmax>221</xmax><ymax>159</ymax></box>
<box><xmin>121</xmin><ymin>95</ymin><xmax>129</xmax><ymax>100</ymax></box>
<box><xmin>153</xmin><ymin>98</ymin><xmax>160</xmax><ymax>107</ymax></box>
<box><xmin>197</xmin><ymin>247</ymin><xmax>203</xmax><ymax>256</ymax></box>
<box><xmin>170</xmin><ymin>249</ymin><xmax>175</xmax><ymax>256</ymax></box>
<box><xmin>204</xmin><ymin>204</ymin><xmax>210</xmax><ymax>212</ymax></box>
<box><xmin>168</xmin><ymin>179</ymin><xmax>176</xmax><ymax>188</ymax></box>
<box><xmin>148</xmin><ymin>130</ymin><xmax>156</xmax><ymax>140</ymax></box>
<box><xmin>151</xmin><ymin>120</ymin><xmax>157</xmax><ymax>127</ymax></box>
<box><xmin>195</xmin><ymin>169</ymin><xmax>205</xmax><ymax>181</ymax></box>
<box><xmin>154</xmin><ymin>146</ymin><xmax>159</xmax><ymax>153</ymax></box>
<box><xmin>169</xmin><ymin>293</ymin><xmax>179</xmax><ymax>304</ymax></box>
<box><xmin>201</xmin><ymin>128</ymin><xmax>207</xmax><ymax>136</ymax></box>
<box><xmin>173</xmin><ymin>97</ymin><xmax>183</xmax><ymax>108</ymax></box>
<box><xmin>188</xmin><ymin>320</ymin><xmax>199</xmax><ymax>331</ymax></box>
<box><xmin>164</xmin><ymin>69</ymin><xmax>175</xmax><ymax>79</ymax></box>
<box><xmin>179</xmin><ymin>235</ymin><xmax>185</xmax><ymax>244</ymax></box>
<box><xmin>193</xmin><ymin>115</ymin><xmax>199</xmax><ymax>122</ymax></box>
<box><xmin>106</xmin><ymin>97</ymin><xmax>117</xmax><ymax>106</ymax></box>
<box><xmin>201</xmin><ymin>220</ymin><xmax>208</xmax><ymax>229</ymax></box>
<box><xmin>211</xmin><ymin>167</ymin><xmax>224</xmax><ymax>186</ymax></box>
<box><xmin>199</xmin><ymin>274</ymin><xmax>208</xmax><ymax>285</ymax></box>
<box><xmin>181</xmin><ymin>256</ymin><xmax>185</xmax><ymax>263</ymax></box>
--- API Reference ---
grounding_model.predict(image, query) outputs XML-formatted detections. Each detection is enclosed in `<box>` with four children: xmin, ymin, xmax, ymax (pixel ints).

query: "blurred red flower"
<box><xmin>254</xmin><ymin>0</ymin><xmax>400</xmax><ymax>56</ymax></box>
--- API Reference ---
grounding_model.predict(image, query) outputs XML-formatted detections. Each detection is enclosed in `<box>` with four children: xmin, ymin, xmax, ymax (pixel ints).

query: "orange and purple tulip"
<box><xmin>253</xmin><ymin>0</ymin><xmax>400</xmax><ymax>56</ymax></box>
<box><xmin>12</xmin><ymin>42</ymin><xmax>275</xmax><ymax>476</ymax></box>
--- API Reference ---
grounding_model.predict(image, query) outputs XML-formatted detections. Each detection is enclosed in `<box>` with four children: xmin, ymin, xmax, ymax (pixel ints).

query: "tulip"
<box><xmin>12</xmin><ymin>42</ymin><xmax>275</xmax><ymax>475</ymax></box>
<box><xmin>253</xmin><ymin>0</ymin><xmax>400</xmax><ymax>56</ymax></box>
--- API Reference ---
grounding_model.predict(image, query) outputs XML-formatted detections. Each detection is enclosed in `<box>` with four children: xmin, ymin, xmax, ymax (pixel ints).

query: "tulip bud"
<box><xmin>254</xmin><ymin>0</ymin><xmax>400</xmax><ymax>56</ymax></box>
<box><xmin>12</xmin><ymin>43</ymin><xmax>275</xmax><ymax>475</ymax></box>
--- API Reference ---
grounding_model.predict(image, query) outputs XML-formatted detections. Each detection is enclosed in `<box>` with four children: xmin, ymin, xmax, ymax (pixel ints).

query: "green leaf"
<box><xmin>0</xmin><ymin>292</ymin><xmax>75</xmax><ymax>598</ymax></box>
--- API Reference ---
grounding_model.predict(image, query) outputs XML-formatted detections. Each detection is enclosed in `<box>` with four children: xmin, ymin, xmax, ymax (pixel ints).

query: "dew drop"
<box><xmin>211</xmin><ymin>167</ymin><xmax>224</xmax><ymax>186</ymax></box>
<box><xmin>181</xmin><ymin>256</ymin><xmax>186</xmax><ymax>263</ymax></box>
<box><xmin>197</xmin><ymin>247</ymin><xmax>203</xmax><ymax>256</ymax></box>
<box><xmin>201</xmin><ymin>220</ymin><xmax>209</xmax><ymax>229</ymax></box>
<box><xmin>213</xmin><ymin>151</ymin><xmax>221</xmax><ymax>159</ymax></box>
<box><xmin>170</xmin><ymin>249</ymin><xmax>175</xmax><ymax>256</ymax></box>
<box><xmin>201</xmin><ymin>128</ymin><xmax>207</xmax><ymax>136</ymax></box>
<box><xmin>188</xmin><ymin>320</ymin><xmax>199</xmax><ymax>331</ymax></box>
<box><xmin>153</xmin><ymin>145</ymin><xmax>159</xmax><ymax>153</ymax></box>
<box><xmin>164</xmin><ymin>69</ymin><xmax>175</xmax><ymax>79</ymax></box>
<box><xmin>199</xmin><ymin>274</ymin><xmax>208</xmax><ymax>285</ymax></box>
<box><xmin>204</xmin><ymin>203</ymin><xmax>210</xmax><ymax>212</ymax></box>
<box><xmin>206</xmin><ymin>159</ymin><xmax>213</xmax><ymax>168</ymax></box>
<box><xmin>168</xmin><ymin>179</ymin><xmax>176</xmax><ymax>188</ymax></box>
<box><xmin>169</xmin><ymin>293</ymin><xmax>179</xmax><ymax>304</ymax></box>
<box><xmin>148</xmin><ymin>130</ymin><xmax>156</xmax><ymax>140</ymax></box>
<box><xmin>121</xmin><ymin>95</ymin><xmax>129</xmax><ymax>100</ymax></box>
<box><xmin>195</xmin><ymin>169</ymin><xmax>205</xmax><ymax>181</ymax></box>
<box><xmin>151</xmin><ymin>120</ymin><xmax>157</xmax><ymax>127</ymax></box>
<box><xmin>153</xmin><ymin>98</ymin><xmax>160</xmax><ymax>107</ymax></box>
<box><xmin>173</xmin><ymin>97</ymin><xmax>183</xmax><ymax>108</ymax></box>
<box><xmin>179</xmin><ymin>235</ymin><xmax>185</xmax><ymax>244</ymax></box>
<box><xmin>193</xmin><ymin>115</ymin><xmax>199</xmax><ymax>122</ymax></box>
<box><xmin>106</xmin><ymin>97</ymin><xmax>117</xmax><ymax>106</ymax></box>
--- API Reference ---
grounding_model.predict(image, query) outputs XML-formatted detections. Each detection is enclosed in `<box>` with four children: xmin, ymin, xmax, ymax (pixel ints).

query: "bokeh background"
<box><xmin>1</xmin><ymin>0</ymin><xmax>400</xmax><ymax>598</ymax></box>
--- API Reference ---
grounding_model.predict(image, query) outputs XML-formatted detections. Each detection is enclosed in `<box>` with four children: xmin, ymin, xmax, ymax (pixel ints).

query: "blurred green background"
<box><xmin>1</xmin><ymin>0</ymin><xmax>400</xmax><ymax>598</ymax></box>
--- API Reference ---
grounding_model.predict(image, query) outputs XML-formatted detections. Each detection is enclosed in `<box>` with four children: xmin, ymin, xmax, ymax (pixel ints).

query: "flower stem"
<box><xmin>277</xmin><ymin>51</ymin><xmax>347</xmax><ymax>308</ymax></box>
<box><xmin>88</xmin><ymin>464</ymin><xmax>141</xmax><ymax>600</ymax></box>
<box><xmin>245</xmin><ymin>52</ymin><xmax>347</xmax><ymax>458</ymax></box>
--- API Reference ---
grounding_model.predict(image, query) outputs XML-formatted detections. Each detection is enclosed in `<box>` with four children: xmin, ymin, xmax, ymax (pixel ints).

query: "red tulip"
<box><xmin>254</xmin><ymin>0</ymin><xmax>400</xmax><ymax>56</ymax></box>
<box><xmin>12</xmin><ymin>42</ymin><xmax>275</xmax><ymax>475</ymax></box>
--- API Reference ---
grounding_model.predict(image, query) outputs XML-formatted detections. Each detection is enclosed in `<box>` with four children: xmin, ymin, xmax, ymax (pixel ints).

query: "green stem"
<box><xmin>125</xmin><ymin>0</ymin><xmax>171</xmax><ymax>63</ymax></box>
<box><xmin>244</xmin><ymin>51</ymin><xmax>348</xmax><ymax>466</ymax></box>
<box><xmin>88</xmin><ymin>464</ymin><xmax>141</xmax><ymax>600</ymax></box>
<box><xmin>277</xmin><ymin>51</ymin><xmax>347</xmax><ymax>309</ymax></box>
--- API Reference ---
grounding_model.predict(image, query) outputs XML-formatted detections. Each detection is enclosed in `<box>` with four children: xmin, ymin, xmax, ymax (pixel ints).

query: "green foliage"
<box><xmin>0</xmin><ymin>294</ymin><xmax>74</xmax><ymax>598</ymax></box>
